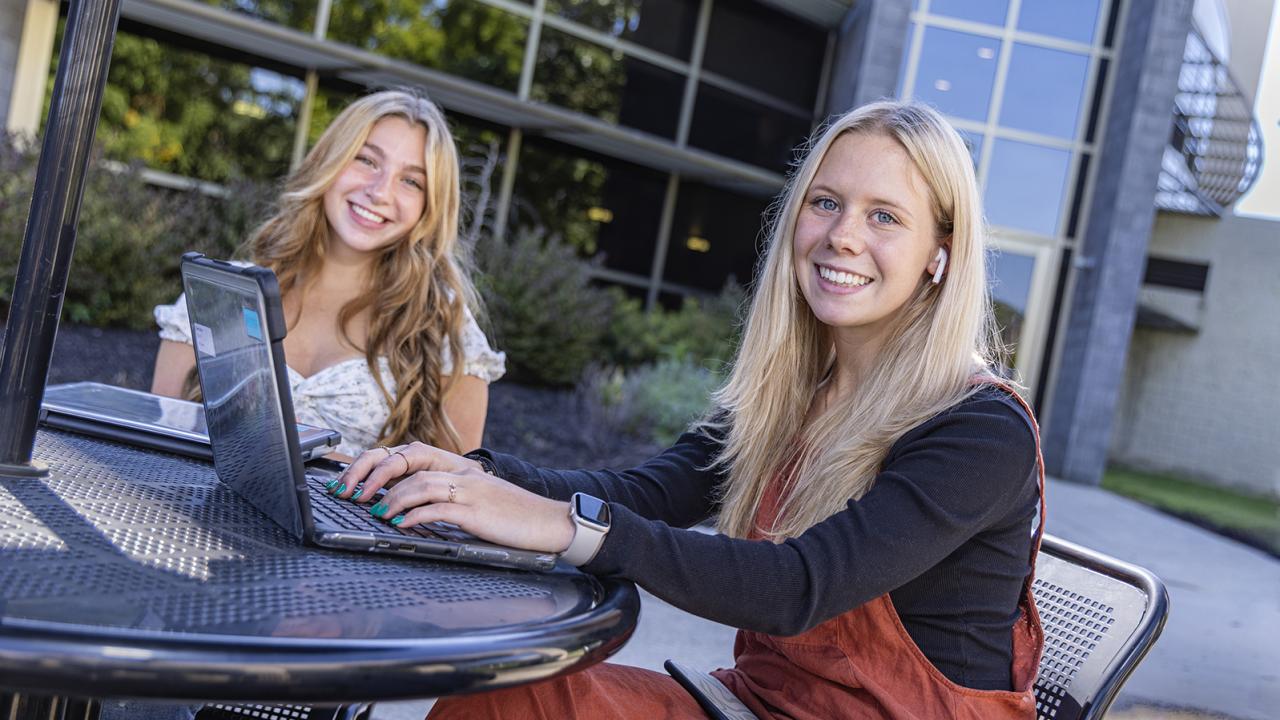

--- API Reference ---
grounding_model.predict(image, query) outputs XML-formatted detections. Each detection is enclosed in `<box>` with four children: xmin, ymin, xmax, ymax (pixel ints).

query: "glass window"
<box><xmin>663</xmin><ymin>181</ymin><xmax>770</xmax><ymax>292</ymax></box>
<box><xmin>545</xmin><ymin>0</ymin><xmax>699</xmax><ymax>60</ymax></box>
<box><xmin>957</xmin><ymin>128</ymin><xmax>984</xmax><ymax>167</ymax></box>
<box><xmin>912</xmin><ymin>27</ymin><xmax>1001</xmax><ymax>123</ymax></box>
<box><xmin>510</xmin><ymin>140</ymin><xmax>667</xmax><ymax>278</ymax></box>
<box><xmin>688</xmin><ymin>83</ymin><xmax>813</xmax><ymax>171</ymax></box>
<box><xmin>307</xmin><ymin>83</ymin><xmax>363</xmax><ymax>146</ymax></box>
<box><xmin>327</xmin><ymin>0</ymin><xmax>527</xmax><ymax>93</ymax></box>
<box><xmin>86</xmin><ymin>30</ymin><xmax>304</xmax><ymax>183</ymax></box>
<box><xmin>1017</xmin><ymin>0</ymin><xmax>1100</xmax><ymax>44</ymax></box>
<box><xmin>999</xmin><ymin>44</ymin><xmax>1089</xmax><ymax>140</ymax></box>
<box><xmin>985</xmin><ymin>139</ymin><xmax>1070</xmax><ymax>236</ymax></box>
<box><xmin>896</xmin><ymin>21</ymin><xmax>915</xmax><ymax>99</ymax></box>
<box><xmin>988</xmin><ymin>248</ymin><xmax>1037</xmax><ymax>364</ymax></box>
<box><xmin>928</xmin><ymin>0</ymin><xmax>1010</xmax><ymax>27</ymax></box>
<box><xmin>199</xmin><ymin>0</ymin><xmax>319</xmax><ymax>33</ymax></box>
<box><xmin>702</xmin><ymin>1</ymin><xmax>827</xmax><ymax>110</ymax></box>
<box><xmin>532</xmin><ymin>27</ymin><xmax>684</xmax><ymax>138</ymax></box>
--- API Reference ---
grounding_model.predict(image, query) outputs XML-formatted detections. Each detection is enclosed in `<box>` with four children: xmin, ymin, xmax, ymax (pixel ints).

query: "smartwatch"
<box><xmin>562</xmin><ymin>492</ymin><xmax>611</xmax><ymax>567</ymax></box>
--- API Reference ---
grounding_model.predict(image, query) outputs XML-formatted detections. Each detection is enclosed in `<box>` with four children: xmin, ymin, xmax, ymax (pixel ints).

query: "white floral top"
<box><xmin>154</xmin><ymin>294</ymin><xmax>505</xmax><ymax>457</ymax></box>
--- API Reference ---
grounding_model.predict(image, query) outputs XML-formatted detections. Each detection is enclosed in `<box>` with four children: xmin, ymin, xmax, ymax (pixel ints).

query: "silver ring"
<box><xmin>448</xmin><ymin>481</ymin><xmax>457</xmax><ymax>504</ymax></box>
<box><xmin>379</xmin><ymin>446</ymin><xmax>393</xmax><ymax>459</ymax></box>
<box><xmin>391</xmin><ymin>449</ymin><xmax>410</xmax><ymax>475</ymax></box>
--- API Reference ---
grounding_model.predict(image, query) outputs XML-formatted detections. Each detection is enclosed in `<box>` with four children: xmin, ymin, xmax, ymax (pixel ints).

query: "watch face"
<box><xmin>575</xmin><ymin>494</ymin><xmax>610</xmax><ymax>529</ymax></box>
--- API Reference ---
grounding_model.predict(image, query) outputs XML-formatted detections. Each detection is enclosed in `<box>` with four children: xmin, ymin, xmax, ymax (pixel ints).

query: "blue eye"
<box><xmin>813</xmin><ymin>197</ymin><xmax>839</xmax><ymax>212</ymax></box>
<box><xmin>402</xmin><ymin>177</ymin><xmax>424</xmax><ymax>190</ymax></box>
<box><xmin>872</xmin><ymin>210</ymin><xmax>898</xmax><ymax>225</ymax></box>
<box><xmin>356</xmin><ymin>155</ymin><xmax>376</xmax><ymax>168</ymax></box>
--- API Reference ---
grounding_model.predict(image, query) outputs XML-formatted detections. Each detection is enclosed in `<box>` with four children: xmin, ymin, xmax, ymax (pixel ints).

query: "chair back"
<box><xmin>1032</xmin><ymin>534</ymin><xmax>1170</xmax><ymax>720</ymax></box>
<box><xmin>198</xmin><ymin>704</ymin><xmax>368</xmax><ymax>720</ymax></box>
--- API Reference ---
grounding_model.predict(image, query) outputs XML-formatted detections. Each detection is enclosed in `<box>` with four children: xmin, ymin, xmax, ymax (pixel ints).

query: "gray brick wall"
<box><xmin>0</xmin><ymin>0</ymin><xmax>27</xmax><ymax>129</ymax></box>
<box><xmin>1110</xmin><ymin>213</ymin><xmax>1280</xmax><ymax>499</ymax></box>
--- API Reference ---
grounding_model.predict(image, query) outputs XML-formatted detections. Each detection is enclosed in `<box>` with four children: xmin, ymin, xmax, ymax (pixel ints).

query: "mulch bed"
<box><xmin>2</xmin><ymin>323</ymin><xmax>661</xmax><ymax>469</ymax></box>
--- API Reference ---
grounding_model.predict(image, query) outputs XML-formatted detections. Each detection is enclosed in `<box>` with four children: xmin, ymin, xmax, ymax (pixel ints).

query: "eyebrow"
<box><xmin>807</xmin><ymin>184</ymin><xmax>916</xmax><ymax>219</ymax></box>
<box><xmin>361</xmin><ymin>142</ymin><xmax>427</xmax><ymax>176</ymax></box>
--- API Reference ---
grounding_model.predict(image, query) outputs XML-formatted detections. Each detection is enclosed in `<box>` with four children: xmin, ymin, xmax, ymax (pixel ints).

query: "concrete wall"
<box><xmin>0</xmin><ymin>0</ymin><xmax>26</xmax><ymax>129</ymax></box>
<box><xmin>1110</xmin><ymin>211</ymin><xmax>1280</xmax><ymax>498</ymax></box>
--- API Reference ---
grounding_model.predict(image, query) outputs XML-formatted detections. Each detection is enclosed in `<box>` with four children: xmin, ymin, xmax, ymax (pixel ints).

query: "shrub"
<box><xmin>602</xmin><ymin>281</ymin><xmax>745</xmax><ymax>372</ymax></box>
<box><xmin>0</xmin><ymin>134</ymin><xmax>268</xmax><ymax>329</ymax></box>
<box><xmin>578</xmin><ymin>357</ymin><xmax>721</xmax><ymax>447</ymax></box>
<box><xmin>473</xmin><ymin>227</ymin><xmax>615</xmax><ymax>386</ymax></box>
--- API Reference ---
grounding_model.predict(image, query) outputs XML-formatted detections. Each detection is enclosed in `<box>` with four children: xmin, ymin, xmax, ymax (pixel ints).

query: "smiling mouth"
<box><xmin>350</xmin><ymin>202</ymin><xmax>388</xmax><ymax>225</ymax></box>
<box><xmin>817</xmin><ymin>264</ymin><xmax>873</xmax><ymax>288</ymax></box>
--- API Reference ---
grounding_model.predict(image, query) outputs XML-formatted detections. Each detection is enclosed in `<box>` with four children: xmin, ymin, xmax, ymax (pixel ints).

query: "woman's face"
<box><xmin>322</xmin><ymin>116</ymin><xmax>428</xmax><ymax>261</ymax></box>
<box><xmin>793</xmin><ymin>131</ymin><xmax>944</xmax><ymax>344</ymax></box>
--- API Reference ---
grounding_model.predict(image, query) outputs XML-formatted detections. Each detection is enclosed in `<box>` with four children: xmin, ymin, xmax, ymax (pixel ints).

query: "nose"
<box><xmin>365</xmin><ymin>170</ymin><xmax>392</xmax><ymax>203</ymax></box>
<box><xmin>826</xmin><ymin>215</ymin><xmax>866</xmax><ymax>255</ymax></box>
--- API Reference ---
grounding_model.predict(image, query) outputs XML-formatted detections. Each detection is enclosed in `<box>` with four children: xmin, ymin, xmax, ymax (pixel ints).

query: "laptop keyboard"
<box><xmin>304</xmin><ymin>473</ymin><xmax>444</xmax><ymax>540</ymax></box>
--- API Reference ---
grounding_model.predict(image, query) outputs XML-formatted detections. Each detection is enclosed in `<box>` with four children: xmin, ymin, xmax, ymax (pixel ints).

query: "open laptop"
<box><xmin>41</xmin><ymin>382</ymin><xmax>340</xmax><ymax>462</ymax></box>
<box><xmin>180</xmin><ymin>252</ymin><xmax>557</xmax><ymax>572</ymax></box>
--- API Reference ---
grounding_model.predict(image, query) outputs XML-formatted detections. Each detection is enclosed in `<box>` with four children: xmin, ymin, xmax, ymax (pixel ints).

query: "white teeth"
<box><xmin>818</xmin><ymin>265</ymin><xmax>872</xmax><ymax>287</ymax></box>
<box><xmin>351</xmin><ymin>204</ymin><xmax>387</xmax><ymax>224</ymax></box>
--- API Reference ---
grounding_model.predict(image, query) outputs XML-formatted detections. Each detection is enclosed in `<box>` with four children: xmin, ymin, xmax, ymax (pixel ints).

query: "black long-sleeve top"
<box><xmin>471</xmin><ymin>386</ymin><xmax>1040</xmax><ymax>691</ymax></box>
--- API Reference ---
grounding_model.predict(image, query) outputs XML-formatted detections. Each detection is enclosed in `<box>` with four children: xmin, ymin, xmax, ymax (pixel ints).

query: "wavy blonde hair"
<box><xmin>247</xmin><ymin>89</ymin><xmax>476</xmax><ymax>453</ymax></box>
<box><xmin>709</xmin><ymin>101</ymin><xmax>1007</xmax><ymax>540</ymax></box>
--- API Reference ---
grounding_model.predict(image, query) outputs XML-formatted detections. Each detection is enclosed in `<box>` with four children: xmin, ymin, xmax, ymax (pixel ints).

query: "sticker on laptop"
<box><xmin>193</xmin><ymin>323</ymin><xmax>216</xmax><ymax>357</ymax></box>
<box><xmin>242</xmin><ymin>307</ymin><xmax>262</xmax><ymax>341</ymax></box>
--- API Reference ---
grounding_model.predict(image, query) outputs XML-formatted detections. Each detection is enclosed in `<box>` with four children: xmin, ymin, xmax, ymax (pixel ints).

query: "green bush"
<box><xmin>603</xmin><ymin>281</ymin><xmax>745</xmax><ymax>371</ymax></box>
<box><xmin>579</xmin><ymin>358</ymin><xmax>721</xmax><ymax>446</ymax></box>
<box><xmin>473</xmin><ymin>228</ymin><xmax>615</xmax><ymax>386</ymax></box>
<box><xmin>0</xmin><ymin>135</ymin><xmax>267</xmax><ymax>329</ymax></box>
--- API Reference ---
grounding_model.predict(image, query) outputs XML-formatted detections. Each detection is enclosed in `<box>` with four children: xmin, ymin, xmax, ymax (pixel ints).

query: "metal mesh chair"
<box><xmin>195</xmin><ymin>704</ymin><xmax>369</xmax><ymax>720</ymax></box>
<box><xmin>1031</xmin><ymin>534</ymin><xmax>1169</xmax><ymax>720</ymax></box>
<box><xmin>666</xmin><ymin>533</ymin><xmax>1170</xmax><ymax>720</ymax></box>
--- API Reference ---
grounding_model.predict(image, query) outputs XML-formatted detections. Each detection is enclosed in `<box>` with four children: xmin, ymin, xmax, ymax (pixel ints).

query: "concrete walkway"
<box><xmin>373</xmin><ymin>478</ymin><xmax>1279</xmax><ymax>720</ymax></box>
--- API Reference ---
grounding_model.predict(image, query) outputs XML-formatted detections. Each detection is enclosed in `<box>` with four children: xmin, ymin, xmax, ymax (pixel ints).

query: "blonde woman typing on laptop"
<box><xmin>340</xmin><ymin>101</ymin><xmax>1045</xmax><ymax>720</ymax></box>
<box><xmin>150</xmin><ymin>90</ymin><xmax>504</xmax><ymax>460</ymax></box>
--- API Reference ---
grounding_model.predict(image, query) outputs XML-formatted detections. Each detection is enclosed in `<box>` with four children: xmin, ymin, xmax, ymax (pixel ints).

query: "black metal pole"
<box><xmin>0</xmin><ymin>0</ymin><xmax>122</xmax><ymax>476</ymax></box>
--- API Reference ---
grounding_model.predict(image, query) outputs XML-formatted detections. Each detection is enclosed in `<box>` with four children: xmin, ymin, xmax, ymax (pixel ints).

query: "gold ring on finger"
<box><xmin>448</xmin><ymin>481</ymin><xmax>457</xmax><ymax>504</ymax></box>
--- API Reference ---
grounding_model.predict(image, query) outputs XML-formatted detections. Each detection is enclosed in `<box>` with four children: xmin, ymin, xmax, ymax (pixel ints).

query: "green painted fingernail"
<box><xmin>390</xmin><ymin>514</ymin><xmax>405</xmax><ymax>526</ymax></box>
<box><xmin>370</xmin><ymin>502</ymin><xmax>387</xmax><ymax>516</ymax></box>
<box><xmin>336</xmin><ymin>483</ymin><xmax>347</xmax><ymax>495</ymax></box>
<box><xmin>325</xmin><ymin>479</ymin><xmax>339</xmax><ymax>491</ymax></box>
<box><xmin>351</xmin><ymin>487</ymin><xmax>363</xmax><ymax>500</ymax></box>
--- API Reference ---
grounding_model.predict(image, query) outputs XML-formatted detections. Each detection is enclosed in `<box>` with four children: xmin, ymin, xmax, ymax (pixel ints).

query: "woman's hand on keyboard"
<box><xmin>332</xmin><ymin>442</ymin><xmax>575</xmax><ymax>554</ymax></box>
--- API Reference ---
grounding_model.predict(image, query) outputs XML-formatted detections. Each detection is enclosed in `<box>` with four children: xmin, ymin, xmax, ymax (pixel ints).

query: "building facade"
<box><xmin>0</xmin><ymin>0</ymin><xmax>1272</xmax><ymax>493</ymax></box>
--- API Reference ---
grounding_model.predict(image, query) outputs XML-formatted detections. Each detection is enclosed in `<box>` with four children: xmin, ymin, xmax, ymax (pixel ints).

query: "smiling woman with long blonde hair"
<box><xmin>151</xmin><ymin>89</ymin><xmax>504</xmax><ymax>458</ymax></box>
<box><xmin>340</xmin><ymin>100</ymin><xmax>1045</xmax><ymax>720</ymax></box>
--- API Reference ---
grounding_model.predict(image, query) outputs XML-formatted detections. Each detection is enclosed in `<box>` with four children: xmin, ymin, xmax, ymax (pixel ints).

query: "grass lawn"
<box><xmin>1103</xmin><ymin>466</ymin><xmax>1280</xmax><ymax>556</ymax></box>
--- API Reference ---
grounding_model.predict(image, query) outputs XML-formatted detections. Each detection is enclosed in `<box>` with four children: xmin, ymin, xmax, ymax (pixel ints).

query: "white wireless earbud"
<box><xmin>931</xmin><ymin>247</ymin><xmax>948</xmax><ymax>285</ymax></box>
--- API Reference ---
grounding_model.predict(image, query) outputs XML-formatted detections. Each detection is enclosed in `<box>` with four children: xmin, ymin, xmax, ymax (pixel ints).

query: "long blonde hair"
<box><xmin>248</xmin><ymin>89</ymin><xmax>477</xmax><ymax>453</ymax></box>
<box><xmin>709</xmin><ymin>101</ymin><xmax>1006</xmax><ymax>540</ymax></box>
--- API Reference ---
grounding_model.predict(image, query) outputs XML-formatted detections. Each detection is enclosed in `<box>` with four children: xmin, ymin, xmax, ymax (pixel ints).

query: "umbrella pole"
<box><xmin>0</xmin><ymin>0</ymin><xmax>123</xmax><ymax>477</ymax></box>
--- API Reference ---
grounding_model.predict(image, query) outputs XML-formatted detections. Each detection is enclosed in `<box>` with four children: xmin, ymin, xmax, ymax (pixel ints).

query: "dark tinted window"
<box><xmin>663</xmin><ymin>181</ymin><xmax>770</xmax><ymax>292</ymax></box>
<box><xmin>702</xmin><ymin>2</ymin><xmax>827</xmax><ymax>109</ymax></box>
<box><xmin>84</xmin><ymin>29</ymin><xmax>303</xmax><ymax>183</ymax></box>
<box><xmin>327</xmin><ymin>0</ymin><xmax>527</xmax><ymax>93</ymax></box>
<box><xmin>511</xmin><ymin>139</ymin><xmax>667</xmax><ymax>278</ymax></box>
<box><xmin>533</xmin><ymin>27</ymin><xmax>684</xmax><ymax>138</ymax></box>
<box><xmin>546</xmin><ymin>0</ymin><xmax>699</xmax><ymax>60</ymax></box>
<box><xmin>688</xmin><ymin>83</ymin><xmax>813</xmax><ymax>171</ymax></box>
<box><xmin>199</xmin><ymin>0</ymin><xmax>319</xmax><ymax>32</ymax></box>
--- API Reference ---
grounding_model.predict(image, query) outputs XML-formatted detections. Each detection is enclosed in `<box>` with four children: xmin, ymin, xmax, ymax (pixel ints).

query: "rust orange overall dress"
<box><xmin>429</xmin><ymin>385</ymin><xmax>1045</xmax><ymax>720</ymax></box>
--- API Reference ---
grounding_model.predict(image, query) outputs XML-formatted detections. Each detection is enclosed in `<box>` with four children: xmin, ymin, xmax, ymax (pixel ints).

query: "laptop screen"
<box><xmin>183</xmin><ymin>267</ymin><xmax>306</xmax><ymax>539</ymax></box>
